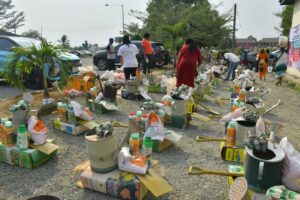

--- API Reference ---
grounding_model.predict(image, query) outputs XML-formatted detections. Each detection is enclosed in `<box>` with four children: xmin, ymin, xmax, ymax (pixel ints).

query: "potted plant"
<box><xmin>2</xmin><ymin>39</ymin><xmax>70</xmax><ymax>99</ymax></box>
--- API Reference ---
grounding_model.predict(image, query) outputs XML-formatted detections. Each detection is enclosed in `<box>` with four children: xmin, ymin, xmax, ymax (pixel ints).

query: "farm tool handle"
<box><xmin>196</xmin><ymin>136</ymin><xmax>225</xmax><ymax>142</ymax></box>
<box><xmin>188</xmin><ymin>166</ymin><xmax>244</xmax><ymax>177</ymax></box>
<box><xmin>96</xmin><ymin>74</ymin><xmax>104</xmax><ymax>93</ymax></box>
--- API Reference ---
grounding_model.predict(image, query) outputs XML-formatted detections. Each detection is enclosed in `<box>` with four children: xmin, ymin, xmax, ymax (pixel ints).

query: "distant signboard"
<box><xmin>289</xmin><ymin>24</ymin><xmax>300</xmax><ymax>71</ymax></box>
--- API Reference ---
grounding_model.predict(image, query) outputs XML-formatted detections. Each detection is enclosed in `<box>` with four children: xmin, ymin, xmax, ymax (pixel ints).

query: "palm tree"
<box><xmin>58</xmin><ymin>35</ymin><xmax>70</xmax><ymax>48</ymax></box>
<box><xmin>2</xmin><ymin>39</ymin><xmax>70</xmax><ymax>98</ymax></box>
<box><xmin>159</xmin><ymin>21</ymin><xmax>187</xmax><ymax>51</ymax></box>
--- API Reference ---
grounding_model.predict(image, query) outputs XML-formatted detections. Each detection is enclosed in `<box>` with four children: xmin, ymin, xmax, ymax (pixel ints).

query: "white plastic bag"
<box><xmin>118</xmin><ymin>147</ymin><xmax>148</xmax><ymax>174</ymax></box>
<box><xmin>255</xmin><ymin>117</ymin><xmax>266</xmax><ymax>135</ymax></box>
<box><xmin>220</xmin><ymin>108</ymin><xmax>243</xmax><ymax>123</ymax></box>
<box><xmin>70</xmin><ymin>101</ymin><xmax>93</xmax><ymax>121</ymax></box>
<box><xmin>145</xmin><ymin>111</ymin><xmax>164</xmax><ymax>141</ymax></box>
<box><xmin>279</xmin><ymin>137</ymin><xmax>300</xmax><ymax>192</ymax></box>
<box><xmin>100</xmin><ymin>70</ymin><xmax>114</xmax><ymax>80</ymax></box>
<box><xmin>28</xmin><ymin>116</ymin><xmax>48</xmax><ymax>135</ymax></box>
<box><xmin>27</xmin><ymin>116</ymin><xmax>48</xmax><ymax>145</ymax></box>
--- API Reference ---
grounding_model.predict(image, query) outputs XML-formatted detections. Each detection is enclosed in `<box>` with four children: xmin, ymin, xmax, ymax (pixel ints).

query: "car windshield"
<box><xmin>248</xmin><ymin>52</ymin><xmax>257</xmax><ymax>56</ymax></box>
<box><xmin>11</xmin><ymin>37</ymin><xmax>41</xmax><ymax>48</ymax></box>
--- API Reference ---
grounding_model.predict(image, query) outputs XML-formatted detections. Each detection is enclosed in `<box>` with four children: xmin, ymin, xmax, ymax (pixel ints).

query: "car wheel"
<box><xmin>24</xmin><ymin>69</ymin><xmax>44</xmax><ymax>90</ymax></box>
<box><xmin>97</xmin><ymin>59</ymin><xmax>107</xmax><ymax>71</ymax></box>
<box><xmin>247</xmin><ymin>62</ymin><xmax>254</xmax><ymax>70</ymax></box>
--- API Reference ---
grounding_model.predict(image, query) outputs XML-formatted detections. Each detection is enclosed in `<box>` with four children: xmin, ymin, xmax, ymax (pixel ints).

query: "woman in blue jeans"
<box><xmin>224</xmin><ymin>53</ymin><xmax>240</xmax><ymax>81</ymax></box>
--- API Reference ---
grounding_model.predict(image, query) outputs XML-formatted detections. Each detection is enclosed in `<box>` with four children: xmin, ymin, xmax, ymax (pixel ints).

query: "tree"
<box><xmin>127</xmin><ymin>0</ymin><xmax>231</xmax><ymax>50</ymax></box>
<box><xmin>58</xmin><ymin>35</ymin><xmax>70</xmax><ymax>48</ymax></box>
<box><xmin>159</xmin><ymin>21</ymin><xmax>187</xmax><ymax>51</ymax></box>
<box><xmin>124</xmin><ymin>22</ymin><xmax>143</xmax><ymax>40</ymax></box>
<box><xmin>275</xmin><ymin>5</ymin><xmax>294</xmax><ymax>36</ymax></box>
<box><xmin>0</xmin><ymin>0</ymin><xmax>25</xmax><ymax>33</ymax></box>
<box><xmin>82</xmin><ymin>40</ymin><xmax>89</xmax><ymax>50</ymax></box>
<box><xmin>2</xmin><ymin>39</ymin><xmax>70</xmax><ymax>98</ymax></box>
<box><xmin>21</xmin><ymin>29</ymin><xmax>40</xmax><ymax>39</ymax></box>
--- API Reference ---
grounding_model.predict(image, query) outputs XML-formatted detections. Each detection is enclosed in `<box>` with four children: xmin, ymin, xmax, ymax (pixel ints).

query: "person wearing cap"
<box><xmin>141</xmin><ymin>32</ymin><xmax>153</xmax><ymax>76</ymax></box>
<box><xmin>106</xmin><ymin>38</ymin><xmax>116</xmax><ymax>71</ymax></box>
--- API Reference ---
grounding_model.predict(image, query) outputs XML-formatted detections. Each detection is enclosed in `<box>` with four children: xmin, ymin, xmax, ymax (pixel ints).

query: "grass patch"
<box><xmin>287</xmin><ymin>82</ymin><xmax>300</xmax><ymax>93</ymax></box>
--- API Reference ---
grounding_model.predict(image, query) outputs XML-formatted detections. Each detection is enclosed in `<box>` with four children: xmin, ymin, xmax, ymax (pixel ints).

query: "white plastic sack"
<box><xmin>27</xmin><ymin>116</ymin><xmax>48</xmax><ymax>145</ymax></box>
<box><xmin>220</xmin><ymin>108</ymin><xmax>243</xmax><ymax>123</ymax></box>
<box><xmin>279</xmin><ymin>137</ymin><xmax>300</xmax><ymax>192</ymax></box>
<box><xmin>100</xmin><ymin>70</ymin><xmax>114</xmax><ymax>81</ymax></box>
<box><xmin>118</xmin><ymin>147</ymin><xmax>148</xmax><ymax>174</ymax></box>
<box><xmin>145</xmin><ymin>111</ymin><xmax>164</xmax><ymax>141</ymax></box>
<box><xmin>255</xmin><ymin>117</ymin><xmax>266</xmax><ymax>135</ymax></box>
<box><xmin>70</xmin><ymin>101</ymin><xmax>93</xmax><ymax>121</ymax></box>
<box><xmin>27</xmin><ymin>116</ymin><xmax>48</xmax><ymax>135</ymax></box>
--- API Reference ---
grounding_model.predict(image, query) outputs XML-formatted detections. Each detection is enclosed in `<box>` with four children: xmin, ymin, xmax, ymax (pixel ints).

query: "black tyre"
<box><xmin>247</xmin><ymin>62</ymin><xmax>254</xmax><ymax>70</ymax></box>
<box><xmin>97</xmin><ymin>59</ymin><xmax>107</xmax><ymax>71</ymax></box>
<box><xmin>24</xmin><ymin>69</ymin><xmax>44</xmax><ymax>89</ymax></box>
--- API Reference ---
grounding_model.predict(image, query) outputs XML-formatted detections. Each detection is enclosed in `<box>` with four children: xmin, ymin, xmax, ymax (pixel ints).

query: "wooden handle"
<box><xmin>188</xmin><ymin>166</ymin><xmax>244</xmax><ymax>177</ymax></box>
<box><xmin>196</xmin><ymin>136</ymin><xmax>226</xmax><ymax>142</ymax></box>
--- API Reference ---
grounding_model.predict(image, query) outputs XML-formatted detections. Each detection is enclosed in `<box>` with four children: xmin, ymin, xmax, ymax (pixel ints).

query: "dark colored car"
<box><xmin>93</xmin><ymin>40</ymin><xmax>170</xmax><ymax>70</ymax></box>
<box><xmin>0</xmin><ymin>36</ymin><xmax>81</xmax><ymax>89</ymax></box>
<box><xmin>239</xmin><ymin>50</ymin><xmax>280</xmax><ymax>70</ymax></box>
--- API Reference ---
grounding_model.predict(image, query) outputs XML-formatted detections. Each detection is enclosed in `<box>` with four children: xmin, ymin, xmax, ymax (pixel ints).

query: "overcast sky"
<box><xmin>12</xmin><ymin>0</ymin><xmax>283</xmax><ymax>47</ymax></box>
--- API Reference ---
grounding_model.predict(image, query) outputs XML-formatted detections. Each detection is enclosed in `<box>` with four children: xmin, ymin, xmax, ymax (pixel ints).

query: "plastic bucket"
<box><xmin>245</xmin><ymin>145</ymin><xmax>285</xmax><ymax>193</ymax></box>
<box><xmin>85</xmin><ymin>129</ymin><xmax>118</xmax><ymax>173</ymax></box>
<box><xmin>236</xmin><ymin>120</ymin><xmax>256</xmax><ymax>145</ymax></box>
<box><xmin>103</xmin><ymin>85</ymin><xmax>118</xmax><ymax>101</ymax></box>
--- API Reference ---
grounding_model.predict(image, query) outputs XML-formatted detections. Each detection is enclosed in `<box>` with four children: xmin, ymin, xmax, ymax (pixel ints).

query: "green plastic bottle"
<box><xmin>143</xmin><ymin>136</ymin><xmax>153</xmax><ymax>165</ymax></box>
<box><xmin>17</xmin><ymin>124</ymin><xmax>28</xmax><ymax>149</ymax></box>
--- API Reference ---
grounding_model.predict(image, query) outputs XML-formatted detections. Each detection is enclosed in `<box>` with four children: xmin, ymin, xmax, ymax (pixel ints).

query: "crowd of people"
<box><xmin>224</xmin><ymin>47</ymin><xmax>288</xmax><ymax>86</ymax></box>
<box><xmin>106</xmin><ymin>34</ymin><xmax>288</xmax><ymax>87</ymax></box>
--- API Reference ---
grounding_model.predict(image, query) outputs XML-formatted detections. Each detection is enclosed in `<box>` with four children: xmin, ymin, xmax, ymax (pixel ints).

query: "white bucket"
<box><xmin>85</xmin><ymin>131</ymin><xmax>118</xmax><ymax>173</ymax></box>
<box><xmin>172</xmin><ymin>99</ymin><xmax>188</xmax><ymax>115</ymax></box>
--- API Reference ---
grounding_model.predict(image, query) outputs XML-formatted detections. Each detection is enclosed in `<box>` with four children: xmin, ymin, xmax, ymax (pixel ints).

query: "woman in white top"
<box><xmin>117</xmin><ymin>35</ymin><xmax>139</xmax><ymax>80</ymax></box>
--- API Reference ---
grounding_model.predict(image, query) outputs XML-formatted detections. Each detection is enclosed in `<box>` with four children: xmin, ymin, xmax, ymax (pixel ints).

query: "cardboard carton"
<box><xmin>220</xmin><ymin>142</ymin><xmax>245</xmax><ymax>163</ymax></box>
<box><xmin>67</xmin><ymin>74</ymin><xmax>95</xmax><ymax>93</ymax></box>
<box><xmin>0</xmin><ymin>140</ymin><xmax>58</xmax><ymax>169</ymax></box>
<box><xmin>164</xmin><ymin>114</ymin><xmax>190</xmax><ymax>129</ymax></box>
<box><xmin>80</xmin><ymin>167</ymin><xmax>148</xmax><ymax>200</ymax></box>
<box><xmin>53</xmin><ymin>118</ymin><xmax>88</xmax><ymax>135</ymax></box>
<box><xmin>148</xmin><ymin>85</ymin><xmax>166</xmax><ymax>94</ymax></box>
<box><xmin>79</xmin><ymin>167</ymin><xmax>173</xmax><ymax>200</ymax></box>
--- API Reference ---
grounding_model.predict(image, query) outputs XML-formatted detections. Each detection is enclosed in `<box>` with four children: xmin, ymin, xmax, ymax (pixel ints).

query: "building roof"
<box><xmin>258</xmin><ymin>37</ymin><xmax>279</xmax><ymax>43</ymax></box>
<box><xmin>279</xmin><ymin>0</ymin><xmax>295</xmax><ymax>5</ymax></box>
<box><xmin>236</xmin><ymin>38</ymin><xmax>256</xmax><ymax>43</ymax></box>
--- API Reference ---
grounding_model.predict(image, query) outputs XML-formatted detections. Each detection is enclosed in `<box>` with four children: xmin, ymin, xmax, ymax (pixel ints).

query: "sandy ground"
<box><xmin>0</xmin><ymin>62</ymin><xmax>299</xmax><ymax>200</ymax></box>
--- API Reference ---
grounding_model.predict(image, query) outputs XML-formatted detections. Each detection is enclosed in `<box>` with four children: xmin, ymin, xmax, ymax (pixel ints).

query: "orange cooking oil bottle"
<box><xmin>130</xmin><ymin>133</ymin><xmax>140</xmax><ymax>156</ymax></box>
<box><xmin>226</xmin><ymin>121</ymin><xmax>236</xmax><ymax>147</ymax></box>
<box><xmin>233</xmin><ymin>83</ymin><xmax>241</xmax><ymax>94</ymax></box>
<box><xmin>239</xmin><ymin>89</ymin><xmax>246</xmax><ymax>102</ymax></box>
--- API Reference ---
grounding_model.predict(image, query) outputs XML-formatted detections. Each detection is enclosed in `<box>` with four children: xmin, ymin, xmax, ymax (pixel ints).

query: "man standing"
<box><xmin>141</xmin><ymin>32</ymin><xmax>153</xmax><ymax>76</ymax></box>
<box><xmin>224</xmin><ymin>52</ymin><xmax>240</xmax><ymax>81</ymax></box>
<box><xmin>106</xmin><ymin>38</ymin><xmax>116</xmax><ymax>71</ymax></box>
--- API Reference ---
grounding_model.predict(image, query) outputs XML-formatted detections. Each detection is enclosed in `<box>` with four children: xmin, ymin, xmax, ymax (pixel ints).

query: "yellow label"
<box><xmin>233</xmin><ymin>149</ymin><xmax>244</xmax><ymax>162</ymax></box>
<box><xmin>225</xmin><ymin>148</ymin><xmax>233</xmax><ymax>160</ymax></box>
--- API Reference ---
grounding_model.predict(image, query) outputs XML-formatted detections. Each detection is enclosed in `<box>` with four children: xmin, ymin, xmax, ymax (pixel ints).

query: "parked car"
<box><xmin>0</xmin><ymin>35</ymin><xmax>81</xmax><ymax>89</ymax></box>
<box><xmin>239</xmin><ymin>50</ymin><xmax>280</xmax><ymax>70</ymax></box>
<box><xmin>93</xmin><ymin>41</ymin><xmax>170</xmax><ymax>70</ymax></box>
<box><xmin>81</xmin><ymin>50</ymin><xmax>93</xmax><ymax>57</ymax></box>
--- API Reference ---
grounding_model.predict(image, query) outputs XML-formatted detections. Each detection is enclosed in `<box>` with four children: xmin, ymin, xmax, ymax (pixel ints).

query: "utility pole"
<box><xmin>121</xmin><ymin>4</ymin><xmax>125</xmax><ymax>34</ymax></box>
<box><xmin>232</xmin><ymin>3</ymin><xmax>237</xmax><ymax>50</ymax></box>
